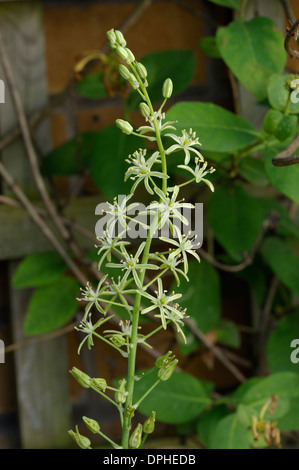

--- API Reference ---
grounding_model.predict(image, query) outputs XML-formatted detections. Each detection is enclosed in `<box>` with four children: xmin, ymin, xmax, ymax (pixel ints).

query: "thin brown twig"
<box><xmin>199</xmin><ymin>217</ymin><xmax>269</xmax><ymax>273</ymax></box>
<box><xmin>272</xmin><ymin>132</ymin><xmax>299</xmax><ymax>167</ymax></box>
<box><xmin>0</xmin><ymin>160</ymin><xmax>88</xmax><ymax>286</ymax></box>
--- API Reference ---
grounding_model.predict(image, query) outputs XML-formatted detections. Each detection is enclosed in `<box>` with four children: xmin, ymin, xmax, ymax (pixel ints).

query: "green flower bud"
<box><xmin>158</xmin><ymin>358</ymin><xmax>178</xmax><ymax>381</ymax></box>
<box><xmin>116</xmin><ymin>118</ymin><xmax>133</xmax><ymax>135</ymax></box>
<box><xmin>128</xmin><ymin>73</ymin><xmax>140</xmax><ymax>90</ymax></box>
<box><xmin>155</xmin><ymin>351</ymin><xmax>175</xmax><ymax>369</ymax></box>
<box><xmin>90</xmin><ymin>377</ymin><xmax>107</xmax><ymax>392</ymax></box>
<box><xmin>119</xmin><ymin>64</ymin><xmax>131</xmax><ymax>81</ymax></box>
<box><xmin>106</xmin><ymin>29</ymin><xmax>117</xmax><ymax>47</ymax></box>
<box><xmin>110</xmin><ymin>334</ymin><xmax>126</xmax><ymax>347</ymax></box>
<box><xmin>68</xmin><ymin>426</ymin><xmax>91</xmax><ymax>449</ymax></box>
<box><xmin>125</xmin><ymin>48</ymin><xmax>135</xmax><ymax>64</ymax></box>
<box><xmin>129</xmin><ymin>423</ymin><xmax>143</xmax><ymax>449</ymax></box>
<box><xmin>83</xmin><ymin>416</ymin><xmax>100</xmax><ymax>434</ymax></box>
<box><xmin>135</xmin><ymin>62</ymin><xmax>147</xmax><ymax>79</ymax></box>
<box><xmin>162</xmin><ymin>78</ymin><xmax>173</xmax><ymax>99</ymax></box>
<box><xmin>115</xmin><ymin>378</ymin><xmax>127</xmax><ymax>404</ymax></box>
<box><xmin>143</xmin><ymin>411</ymin><xmax>156</xmax><ymax>434</ymax></box>
<box><xmin>70</xmin><ymin>367</ymin><xmax>91</xmax><ymax>388</ymax></box>
<box><xmin>115</xmin><ymin>45</ymin><xmax>128</xmax><ymax>61</ymax></box>
<box><xmin>115</xmin><ymin>30</ymin><xmax>126</xmax><ymax>47</ymax></box>
<box><xmin>139</xmin><ymin>102</ymin><xmax>151</xmax><ymax>118</ymax></box>
<box><xmin>124</xmin><ymin>405</ymin><xmax>135</xmax><ymax>419</ymax></box>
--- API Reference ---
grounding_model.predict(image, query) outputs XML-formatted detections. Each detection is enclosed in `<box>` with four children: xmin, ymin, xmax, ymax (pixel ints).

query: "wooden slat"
<box><xmin>0</xmin><ymin>195</ymin><xmax>100</xmax><ymax>260</ymax></box>
<box><xmin>0</xmin><ymin>2</ymin><xmax>72</xmax><ymax>448</ymax></box>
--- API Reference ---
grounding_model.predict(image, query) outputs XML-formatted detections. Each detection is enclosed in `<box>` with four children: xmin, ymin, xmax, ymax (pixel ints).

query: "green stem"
<box><xmin>121</xmin><ymin>68</ymin><xmax>169</xmax><ymax>449</ymax></box>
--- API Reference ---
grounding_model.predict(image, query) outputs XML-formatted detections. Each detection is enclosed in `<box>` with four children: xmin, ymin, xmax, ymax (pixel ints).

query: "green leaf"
<box><xmin>208</xmin><ymin>0</ymin><xmax>242</xmax><ymax>8</ymax></box>
<box><xmin>12</xmin><ymin>251</ymin><xmax>66</xmax><ymax>288</ymax></box>
<box><xmin>166</xmin><ymin>102</ymin><xmax>257</xmax><ymax>152</ymax></box>
<box><xmin>268</xmin><ymin>74</ymin><xmax>299</xmax><ymax>115</ymax></box>
<box><xmin>260</xmin><ymin>236</ymin><xmax>299</xmax><ymax>296</ymax></box>
<box><xmin>133</xmin><ymin>369</ymin><xmax>211</xmax><ymax>424</ymax></box>
<box><xmin>89</xmin><ymin>125</ymin><xmax>141</xmax><ymax>200</ymax></box>
<box><xmin>196</xmin><ymin>405</ymin><xmax>231</xmax><ymax>447</ymax></box>
<box><xmin>214</xmin><ymin>320</ymin><xmax>241</xmax><ymax>348</ymax></box>
<box><xmin>264</xmin><ymin>148</ymin><xmax>299</xmax><ymax>205</ymax></box>
<box><xmin>24</xmin><ymin>277</ymin><xmax>80</xmax><ymax>335</ymax></box>
<box><xmin>238</xmin><ymin>156</ymin><xmax>269</xmax><ymax>186</ymax></box>
<box><xmin>75</xmin><ymin>72</ymin><xmax>108</xmax><ymax>99</ymax></box>
<box><xmin>199</xmin><ymin>37</ymin><xmax>221</xmax><ymax>58</ymax></box>
<box><xmin>208</xmin><ymin>183</ymin><xmax>264</xmax><ymax>261</ymax></box>
<box><xmin>128</xmin><ymin>50</ymin><xmax>195</xmax><ymax>110</ymax></box>
<box><xmin>216</xmin><ymin>18</ymin><xmax>286</xmax><ymax>101</ymax></box>
<box><xmin>175</xmin><ymin>259</ymin><xmax>221</xmax><ymax>333</ymax></box>
<box><xmin>239</xmin><ymin>371</ymin><xmax>299</xmax><ymax>420</ymax></box>
<box><xmin>278</xmin><ymin>398</ymin><xmax>299</xmax><ymax>431</ymax></box>
<box><xmin>209</xmin><ymin>413</ymin><xmax>250</xmax><ymax>449</ymax></box>
<box><xmin>266</xmin><ymin>310</ymin><xmax>299</xmax><ymax>374</ymax></box>
<box><xmin>41</xmin><ymin>131</ymin><xmax>99</xmax><ymax>176</ymax></box>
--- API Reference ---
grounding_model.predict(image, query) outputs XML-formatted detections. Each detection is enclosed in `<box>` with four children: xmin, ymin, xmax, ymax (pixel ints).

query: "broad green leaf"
<box><xmin>238</xmin><ymin>156</ymin><xmax>269</xmax><ymax>186</ymax></box>
<box><xmin>89</xmin><ymin>125</ymin><xmax>141</xmax><ymax>200</ymax></box>
<box><xmin>232</xmin><ymin>376</ymin><xmax>263</xmax><ymax>401</ymax></box>
<box><xmin>240</xmin><ymin>371</ymin><xmax>299</xmax><ymax>420</ymax></box>
<box><xmin>216</xmin><ymin>18</ymin><xmax>285</xmax><ymax>101</ymax></box>
<box><xmin>208</xmin><ymin>0</ymin><xmax>242</xmax><ymax>8</ymax></box>
<box><xmin>41</xmin><ymin>131</ymin><xmax>99</xmax><ymax>176</ymax></box>
<box><xmin>196</xmin><ymin>405</ymin><xmax>231</xmax><ymax>447</ymax></box>
<box><xmin>199</xmin><ymin>37</ymin><xmax>221</xmax><ymax>58</ymax></box>
<box><xmin>214</xmin><ymin>320</ymin><xmax>240</xmax><ymax>348</ymax></box>
<box><xmin>268</xmin><ymin>74</ymin><xmax>299</xmax><ymax>115</ymax></box>
<box><xmin>209</xmin><ymin>413</ymin><xmax>250</xmax><ymax>449</ymax></box>
<box><xmin>264</xmin><ymin>149</ymin><xmax>299</xmax><ymax>205</ymax></box>
<box><xmin>260</xmin><ymin>237</ymin><xmax>299</xmax><ymax>296</ymax></box>
<box><xmin>266</xmin><ymin>310</ymin><xmax>299</xmax><ymax>374</ymax></box>
<box><xmin>128</xmin><ymin>50</ymin><xmax>195</xmax><ymax>110</ymax></box>
<box><xmin>75</xmin><ymin>72</ymin><xmax>108</xmax><ymax>99</ymax></box>
<box><xmin>176</xmin><ymin>259</ymin><xmax>221</xmax><ymax>333</ymax></box>
<box><xmin>133</xmin><ymin>369</ymin><xmax>211</xmax><ymax>424</ymax></box>
<box><xmin>278</xmin><ymin>398</ymin><xmax>299</xmax><ymax>431</ymax></box>
<box><xmin>12</xmin><ymin>251</ymin><xmax>66</xmax><ymax>288</ymax></box>
<box><xmin>166</xmin><ymin>102</ymin><xmax>257</xmax><ymax>152</ymax></box>
<box><xmin>208</xmin><ymin>183</ymin><xmax>264</xmax><ymax>261</ymax></box>
<box><xmin>24</xmin><ymin>277</ymin><xmax>80</xmax><ymax>335</ymax></box>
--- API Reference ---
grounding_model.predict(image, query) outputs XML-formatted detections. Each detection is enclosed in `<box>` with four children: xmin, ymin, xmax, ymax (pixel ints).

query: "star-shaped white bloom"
<box><xmin>165</xmin><ymin>128</ymin><xmax>204</xmax><ymax>165</ymax></box>
<box><xmin>178</xmin><ymin>158</ymin><xmax>216</xmax><ymax>192</ymax></box>
<box><xmin>125</xmin><ymin>149</ymin><xmax>168</xmax><ymax>195</ymax></box>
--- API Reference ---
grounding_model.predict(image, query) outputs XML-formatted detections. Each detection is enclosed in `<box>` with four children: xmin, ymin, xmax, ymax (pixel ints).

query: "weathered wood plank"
<box><xmin>0</xmin><ymin>2</ymin><xmax>72</xmax><ymax>448</ymax></box>
<box><xmin>0</xmin><ymin>195</ymin><xmax>100</xmax><ymax>260</ymax></box>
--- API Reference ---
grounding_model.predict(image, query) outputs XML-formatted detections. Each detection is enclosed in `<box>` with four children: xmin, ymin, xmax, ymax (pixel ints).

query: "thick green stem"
<box><xmin>121</xmin><ymin>79</ymin><xmax>168</xmax><ymax>449</ymax></box>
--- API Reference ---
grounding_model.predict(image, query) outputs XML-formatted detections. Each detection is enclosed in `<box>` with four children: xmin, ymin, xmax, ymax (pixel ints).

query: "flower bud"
<box><xmin>143</xmin><ymin>411</ymin><xmax>156</xmax><ymax>434</ymax></box>
<box><xmin>135</xmin><ymin>62</ymin><xmax>147</xmax><ymax>79</ymax></box>
<box><xmin>119</xmin><ymin>64</ymin><xmax>131</xmax><ymax>81</ymax></box>
<box><xmin>70</xmin><ymin>367</ymin><xmax>91</xmax><ymax>388</ymax></box>
<box><xmin>116</xmin><ymin>119</ymin><xmax>133</xmax><ymax>135</ymax></box>
<box><xmin>128</xmin><ymin>73</ymin><xmax>140</xmax><ymax>90</ymax></box>
<box><xmin>139</xmin><ymin>102</ymin><xmax>151</xmax><ymax>118</ymax></box>
<box><xmin>125</xmin><ymin>48</ymin><xmax>135</xmax><ymax>64</ymax></box>
<box><xmin>115</xmin><ymin>378</ymin><xmax>127</xmax><ymax>404</ymax></box>
<box><xmin>115</xmin><ymin>30</ymin><xmax>126</xmax><ymax>47</ymax></box>
<box><xmin>110</xmin><ymin>334</ymin><xmax>126</xmax><ymax>347</ymax></box>
<box><xmin>155</xmin><ymin>350</ymin><xmax>175</xmax><ymax>369</ymax></box>
<box><xmin>83</xmin><ymin>416</ymin><xmax>100</xmax><ymax>434</ymax></box>
<box><xmin>162</xmin><ymin>78</ymin><xmax>173</xmax><ymax>99</ymax></box>
<box><xmin>106</xmin><ymin>29</ymin><xmax>117</xmax><ymax>47</ymax></box>
<box><xmin>158</xmin><ymin>358</ymin><xmax>178</xmax><ymax>381</ymax></box>
<box><xmin>129</xmin><ymin>423</ymin><xmax>143</xmax><ymax>449</ymax></box>
<box><xmin>115</xmin><ymin>45</ymin><xmax>128</xmax><ymax>61</ymax></box>
<box><xmin>68</xmin><ymin>426</ymin><xmax>91</xmax><ymax>449</ymax></box>
<box><xmin>90</xmin><ymin>377</ymin><xmax>107</xmax><ymax>392</ymax></box>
